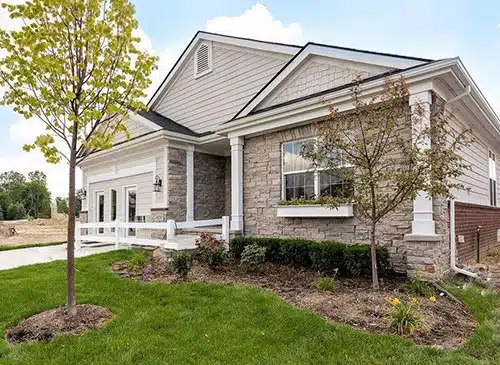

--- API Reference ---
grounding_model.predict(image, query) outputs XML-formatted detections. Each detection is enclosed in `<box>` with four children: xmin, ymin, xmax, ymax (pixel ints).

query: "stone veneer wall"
<box><xmin>194</xmin><ymin>152</ymin><xmax>226</xmax><ymax>220</ymax></box>
<box><xmin>243</xmin><ymin>123</ymin><xmax>414</xmax><ymax>273</ymax></box>
<box><xmin>167</xmin><ymin>147</ymin><xmax>187</xmax><ymax>222</ymax></box>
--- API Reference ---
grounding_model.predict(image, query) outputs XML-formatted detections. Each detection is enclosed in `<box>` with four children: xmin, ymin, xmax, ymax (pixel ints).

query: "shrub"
<box><xmin>240</xmin><ymin>244</ymin><xmax>267</xmax><ymax>272</ymax></box>
<box><xmin>6</xmin><ymin>202</ymin><xmax>26</xmax><ymax>220</ymax></box>
<box><xmin>314</xmin><ymin>276</ymin><xmax>337</xmax><ymax>292</ymax></box>
<box><xmin>230</xmin><ymin>237</ymin><xmax>392</xmax><ymax>277</ymax></box>
<box><xmin>129</xmin><ymin>252</ymin><xmax>149</xmax><ymax>271</ymax></box>
<box><xmin>196</xmin><ymin>233</ymin><xmax>228</xmax><ymax>269</ymax></box>
<box><xmin>171</xmin><ymin>252</ymin><xmax>193</xmax><ymax>279</ymax></box>
<box><xmin>402</xmin><ymin>274</ymin><xmax>436</xmax><ymax>297</ymax></box>
<box><xmin>385</xmin><ymin>297</ymin><xmax>424</xmax><ymax>335</ymax></box>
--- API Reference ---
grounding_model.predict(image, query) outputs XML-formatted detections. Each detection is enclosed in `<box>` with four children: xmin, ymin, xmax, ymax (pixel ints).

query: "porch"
<box><xmin>76</xmin><ymin>216</ymin><xmax>231</xmax><ymax>251</ymax></box>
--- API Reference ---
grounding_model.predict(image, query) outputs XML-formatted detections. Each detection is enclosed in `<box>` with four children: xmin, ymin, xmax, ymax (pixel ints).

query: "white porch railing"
<box><xmin>76</xmin><ymin>216</ymin><xmax>230</xmax><ymax>251</ymax></box>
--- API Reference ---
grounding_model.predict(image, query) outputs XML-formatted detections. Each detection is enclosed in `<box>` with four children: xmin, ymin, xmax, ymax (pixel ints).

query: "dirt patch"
<box><xmin>5</xmin><ymin>304</ymin><xmax>113</xmax><ymax>344</ymax></box>
<box><xmin>0</xmin><ymin>218</ymin><xmax>67</xmax><ymax>248</ymax></box>
<box><xmin>112</xmin><ymin>259</ymin><xmax>477</xmax><ymax>349</ymax></box>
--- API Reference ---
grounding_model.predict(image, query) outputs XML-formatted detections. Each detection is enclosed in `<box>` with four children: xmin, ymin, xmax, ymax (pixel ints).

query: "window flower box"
<box><xmin>276</xmin><ymin>204</ymin><xmax>354</xmax><ymax>218</ymax></box>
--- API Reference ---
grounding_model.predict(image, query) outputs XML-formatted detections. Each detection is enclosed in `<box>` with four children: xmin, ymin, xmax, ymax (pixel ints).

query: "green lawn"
<box><xmin>0</xmin><ymin>251</ymin><xmax>499</xmax><ymax>365</ymax></box>
<box><xmin>0</xmin><ymin>241</ymin><xmax>65</xmax><ymax>252</ymax></box>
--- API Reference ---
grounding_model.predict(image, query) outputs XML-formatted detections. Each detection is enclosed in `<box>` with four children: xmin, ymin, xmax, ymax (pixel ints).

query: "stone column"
<box><xmin>79</xmin><ymin>210</ymin><xmax>88</xmax><ymax>235</ymax></box>
<box><xmin>230</xmin><ymin>137</ymin><xmax>244</xmax><ymax>232</ymax></box>
<box><xmin>151</xmin><ymin>208</ymin><xmax>168</xmax><ymax>239</ymax></box>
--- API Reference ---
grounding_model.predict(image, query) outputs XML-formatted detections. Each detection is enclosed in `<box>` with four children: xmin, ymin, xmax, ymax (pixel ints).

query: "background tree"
<box><xmin>22</xmin><ymin>179</ymin><xmax>51</xmax><ymax>217</ymax></box>
<box><xmin>302</xmin><ymin>77</ymin><xmax>470</xmax><ymax>289</ymax></box>
<box><xmin>56</xmin><ymin>197</ymin><xmax>69</xmax><ymax>215</ymax></box>
<box><xmin>0</xmin><ymin>0</ymin><xmax>157</xmax><ymax>314</ymax></box>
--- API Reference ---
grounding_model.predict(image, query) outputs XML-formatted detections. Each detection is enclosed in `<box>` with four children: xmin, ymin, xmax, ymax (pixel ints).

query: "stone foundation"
<box><xmin>194</xmin><ymin>152</ymin><xmax>226</xmax><ymax>220</ymax></box>
<box><xmin>79</xmin><ymin>211</ymin><xmax>88</xmax><ymax>235</ymax></box>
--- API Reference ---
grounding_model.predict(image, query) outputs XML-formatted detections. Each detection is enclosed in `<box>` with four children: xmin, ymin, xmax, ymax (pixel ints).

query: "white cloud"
<box><xmin>205</xmin><ymin>3</ymin><xmax>304</xmax><ymax>44</ymax></box>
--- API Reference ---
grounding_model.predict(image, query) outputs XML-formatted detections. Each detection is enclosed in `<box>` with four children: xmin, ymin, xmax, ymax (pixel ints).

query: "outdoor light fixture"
<box><xmin>153</xmin><ymin>175</ymin><xmax>162</xmax><ymax>193</ymax></box>
<box><xmin>81</xmin><ymin>189</ymin><xmax>87</xmax><ymax>199</ymax></box>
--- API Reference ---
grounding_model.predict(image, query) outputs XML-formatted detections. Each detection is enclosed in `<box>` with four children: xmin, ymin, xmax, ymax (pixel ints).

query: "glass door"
<box><xmin>96</xmin><ymin>192</ymin><xmax>105</xmax><ymax>234</ymax></box>
<box><xmin>125</xmin><ymin>187</ymin><xmax>137</xmax><ymax>237</ymax></box>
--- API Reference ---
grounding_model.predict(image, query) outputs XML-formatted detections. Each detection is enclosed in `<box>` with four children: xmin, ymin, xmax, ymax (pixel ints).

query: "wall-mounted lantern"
<box><xmin>153</xmin><ymin>175</ymin><xmax>162</xmax><ymax>193</ymax></box>
<box><xmin>81</xmin><ymin>189</ymin><xmax>87</xmax><ymax>200</ymax></box>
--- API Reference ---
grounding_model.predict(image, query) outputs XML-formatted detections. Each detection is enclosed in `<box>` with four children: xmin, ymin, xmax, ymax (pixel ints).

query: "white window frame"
<box><xmin>281</xmin><ymin>138</ymin><xmax>351</xmax><ymax>201</ymax></box>
<box><xmin>489</xmin><ymin>151</ymin><xmax>497</xmax><ymax>206</ymax></box>
<box><xmin>194</xmin><ymin>41</ymin><xmax>213</xmax><ymax>79</ymax></box>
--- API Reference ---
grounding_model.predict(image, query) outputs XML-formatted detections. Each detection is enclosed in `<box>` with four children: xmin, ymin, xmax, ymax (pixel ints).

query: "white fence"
<box><xmin>76</xmin><ymin>216</ymin><xmax>230</xmax><ymax>251</ymax></box>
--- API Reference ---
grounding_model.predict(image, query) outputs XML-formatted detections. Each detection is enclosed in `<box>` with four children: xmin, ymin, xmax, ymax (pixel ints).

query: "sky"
<box><xmin>0</xmin><ymin>0</ymin><xmax>499</xmax><ymax>198</ymax></box>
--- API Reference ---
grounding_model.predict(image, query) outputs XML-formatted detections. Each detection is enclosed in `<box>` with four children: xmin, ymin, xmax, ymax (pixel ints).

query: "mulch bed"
<box><xmin>6</xmin><ymin>304</ymin><xmax>113</xmax><ymax>344</ymax></box>
<box><xmin>111</xmin><ymin>258</ymin><xmax>477</xmax><ymax>349</ymax></box>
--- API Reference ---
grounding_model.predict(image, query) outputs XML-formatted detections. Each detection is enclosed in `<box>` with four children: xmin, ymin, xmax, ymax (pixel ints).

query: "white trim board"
<box><xmin>87</xmin><ymin>163</ymin><xmax>156</xmax><ymax>184</ymax></box>
<box><xmin>235</xmin><ymin>43</ymin><xmax>429</xmax><ymax>118</ymax></box>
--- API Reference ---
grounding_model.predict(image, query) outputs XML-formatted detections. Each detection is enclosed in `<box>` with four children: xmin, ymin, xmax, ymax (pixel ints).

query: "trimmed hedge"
<box><xmin>230</xmin><ymin>237</ymin><xmax>391</xmax><ymax>277</ymax></box>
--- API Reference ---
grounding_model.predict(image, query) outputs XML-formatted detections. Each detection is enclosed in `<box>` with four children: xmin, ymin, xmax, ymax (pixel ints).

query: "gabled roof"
<box><xmin>147</xmin><ymin>31</ymin><xmax>301</xmax><ymax>109</ymax></box>
<box><xmin>233</xmin><ymin>42</ymin><xmax>433</xmax><ymax>119</ymax></box>
<box><xmin>137</xmin><ymin>109</ymin><xmax>200</xmax><ymax>137</ymax></box>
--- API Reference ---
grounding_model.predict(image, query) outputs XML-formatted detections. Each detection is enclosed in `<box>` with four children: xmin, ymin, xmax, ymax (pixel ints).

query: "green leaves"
<box><xmin>0</xmin><ymin>0</ymin><xmax>158</xmax><ymax>164</ymax></box>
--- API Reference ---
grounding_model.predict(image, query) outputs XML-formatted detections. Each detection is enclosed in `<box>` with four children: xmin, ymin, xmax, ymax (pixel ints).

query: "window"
<box><xmin>282</xmin><ymin>139</ymin><xmax>352</xmax><ymax>201</ymax></box>
<box><xmin>110</xmin><ymin>189</ymin><xmax>117</xmax><ymax>232</ymax></box>
<box><xmin>490</xmin><ymin>151</ymin><xmax>497</xmax><ymax>206</ymax></box>
<box><xmin>125</xmin><ymin>187</ymin><xmax>137</xmax><ymax>236</ymax></box>
<box><xmin>96</xmin><ymin>192</ymin><xmax>105</xmax><ymax>234</ymax></box>
<box><xmin>194</xmin><ymin>42</ymin><xmax>212</xmax><ymax>77</ymax></box>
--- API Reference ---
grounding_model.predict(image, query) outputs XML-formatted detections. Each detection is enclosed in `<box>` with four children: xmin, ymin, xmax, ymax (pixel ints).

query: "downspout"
<box><xmin>449</xmin><ymin>199</ymin><xmax>479</xmax><ymax>278</ymax></box>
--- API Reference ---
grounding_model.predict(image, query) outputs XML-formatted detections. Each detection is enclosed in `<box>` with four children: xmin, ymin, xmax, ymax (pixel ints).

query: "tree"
<box><xmin>22</xmin><ymin>179</ymin><xmax>51</xmax><ymax>217</ymax></box>
<box><xmin>302</xmin><ymin>77</ymin><xmax>469</xmax><ymax>289</ymax></box>
<box><xmin>0</xmin><ymin>0</ymin><xmax>157</xmax><ymax>314</ymax></box>
<box><xmin>56</xmin><ymin>197</ymin><xmax>69</xmax><ymax>215</ymax></box>
<box><xmin>28</xmin><ymin>171</ymin><xmax>47</xmax><ymax>184</ymax></box>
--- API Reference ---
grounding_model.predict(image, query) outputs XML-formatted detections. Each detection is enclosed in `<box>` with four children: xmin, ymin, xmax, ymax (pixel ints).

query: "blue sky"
<box><xmin>1</xmin><ymin>0</ymin><xmax>499</xmax><ymax>197</ymax></box>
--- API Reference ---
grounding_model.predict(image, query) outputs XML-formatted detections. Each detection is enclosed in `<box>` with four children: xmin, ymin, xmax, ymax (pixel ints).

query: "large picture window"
<box><xmin>282</xmin><ymin>139</ymin><xmax>351</xmax><ymax>201</ymax></box>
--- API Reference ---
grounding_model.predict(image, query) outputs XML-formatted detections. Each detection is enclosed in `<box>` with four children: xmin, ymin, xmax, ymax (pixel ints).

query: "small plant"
<box><xmin>314</xmin><ymin>277</ymin><xmax>337</xmax><ymax>292</ymax></box>
<box><xmin>196</xmin><ymin>232</ymin><xmax>228</xmax><ymax>269</ymax></box>
<box><xmin>385</xmin><ymin>297</ymin><xmax>424</xmax><ymax>335</ymax></box>
<box><xmin>402</xmin><ymin>273</ymin><xmax>435</xmax><ymax>297</ymax></box>
<box><xmin>240</xmin><ymin>244</ymin><xmax>267</xmax><ymax>272</ymax></box>
<box><xmin>129</xmin><ymin>252</ymin><xmax>149</xmax><ymax>271</ymax></box>
<box><xmin>171</xmin><ymin>252</ymin><xmax>193</xmax><ymax>280</ymax></box>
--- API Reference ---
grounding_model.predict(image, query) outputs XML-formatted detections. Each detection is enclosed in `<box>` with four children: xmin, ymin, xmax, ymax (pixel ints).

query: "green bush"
<box><xmin>240</xmin><ymin>244</ymin><xmax>267</xmax><ymax>272</ymax></box>
<box><xmin>129</xmin><ymin>252</ymin><xmax>149</xmax><ymax>271</ymax></box>
<box><xmin>402</xmin><ymin>274</ymin><xmax>436</xmax><ymax>297</ymax></box>
<box><xmin>196</xmin><ymin>233</ymin><xmax>228</xmax><ymax>269</ymax></box>
<box><xmin>385</xmin><ymin>297</ymin><xmax>424</xmax><ymax>335</ymax></box>
<box><xmin>230</xmin><ymin>237</ymin><xmax>392</xmax><ymax>277</ymax></box>
<box><xmin>171</xmin><ymin>252</ymin><xmax>193</xmax><ymax>279</ymax></box>
<box><xmin>314</xmin><ymin>277</ymin><xmax>337</xmax><ymax>292</ymax></box>
<box><xmin>6</xmin><ymin>202</ymin><xmax>26</xmax><ymax>220</ymax></box>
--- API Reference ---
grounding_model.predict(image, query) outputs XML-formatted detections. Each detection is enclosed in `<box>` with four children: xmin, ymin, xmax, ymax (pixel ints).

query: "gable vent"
<box><xmin>194</xmin><ymin>42</ymin><xmax>212</xmax><ymax>77</ymax></box>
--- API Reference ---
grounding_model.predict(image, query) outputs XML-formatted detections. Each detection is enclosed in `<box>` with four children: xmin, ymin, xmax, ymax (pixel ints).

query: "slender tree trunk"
<box><xmin>370</xmin><ymin>221</ymin><xmax>379</xmax><ymax>290</ymax></box>
<box><xmin>66</xmin><ymin>131</ymin><xmax>78</xmax><ymax>315</ymax></box>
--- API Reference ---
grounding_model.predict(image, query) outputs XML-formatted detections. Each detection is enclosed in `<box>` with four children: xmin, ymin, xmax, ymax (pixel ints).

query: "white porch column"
<box><xmin>186</xmin><ymin>149</ymin><xmax>194</xmax><ymax>221</ymax></box>
<box><xmin>230</xmin><ymin>136</ymin><xmax>244</xmax><ymax>231</ymax></box>
<box><xmin>406</xmin><ymin>90</ymin><xmax>438</xmax><ymax>240</ymax></box>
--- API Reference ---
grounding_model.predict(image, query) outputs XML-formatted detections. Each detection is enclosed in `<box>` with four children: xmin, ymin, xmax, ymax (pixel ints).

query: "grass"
<box><xmin>0</xmin><ymin>241</ymin><xmax>66</xmax><ymax>252</ymax></box>
<box><xmin>0</xmin><ymin>251</ymin><xmax>498</xmax><ymax>364</ymax></box>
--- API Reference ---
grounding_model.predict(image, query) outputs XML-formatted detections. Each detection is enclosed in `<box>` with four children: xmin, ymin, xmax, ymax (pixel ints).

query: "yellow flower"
<box><xmin>429</xmin><ymin>296</ymin><xmax>437</xmax><ymax>302</ymax></box>
<box><xmin>392</xmin><ymin>298</ymin><xmax>400</xmax><ymax>305</ymax></box>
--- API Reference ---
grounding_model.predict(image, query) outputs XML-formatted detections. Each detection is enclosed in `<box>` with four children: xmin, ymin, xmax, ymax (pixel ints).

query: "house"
<box><xmin>79</xmin><ymin>31</ymin><xmax>500</xmax><ymax>278</ymax></box>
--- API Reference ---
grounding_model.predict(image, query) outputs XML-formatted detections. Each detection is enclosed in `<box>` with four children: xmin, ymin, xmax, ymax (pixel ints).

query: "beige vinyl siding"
<box><xmin>154</xmin><ymin>42</ymin><xmax>292</xmax><ymax>134</ymax></box>
<box><xmin>257</xmin><ymin>55</ymin><xmax>391</xmax><ymax>110</ymax></box>
<box><xmin>113</xmin><ymin>116</ymin><xmax>155</xmax><ymax>144</ymax></box>
<box><xmin>448</xmin><ymin>113</ymin><xmax>491</xmax><ymax>205</ymax></box>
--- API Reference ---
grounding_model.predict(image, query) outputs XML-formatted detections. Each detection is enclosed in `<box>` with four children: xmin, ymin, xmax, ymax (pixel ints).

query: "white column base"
<box><xmin>230</xmin><ymin>215</ymin><xmax>244</xmax><ymax>232</ymax></box>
